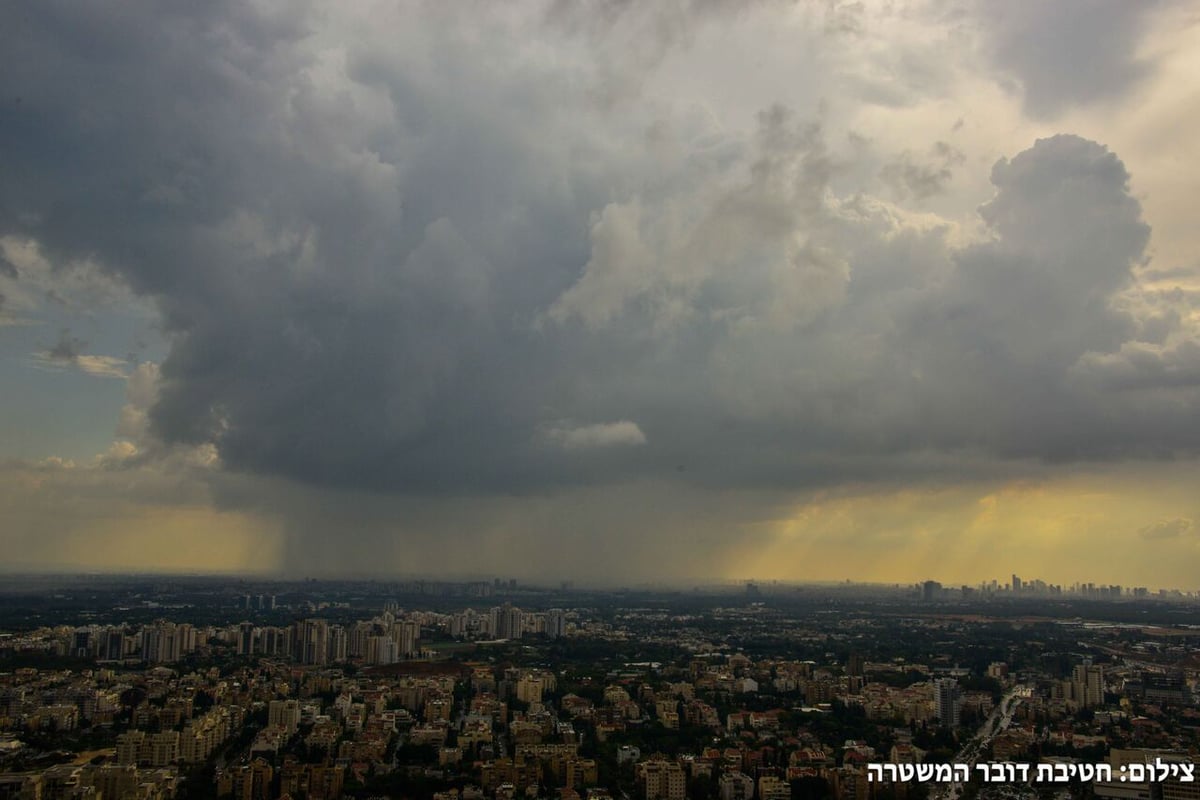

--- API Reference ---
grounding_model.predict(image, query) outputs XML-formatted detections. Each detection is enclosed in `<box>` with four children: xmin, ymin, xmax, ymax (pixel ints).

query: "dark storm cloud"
<box><xmin>1</xmin><ymin>3</ymin><xmax>1197</xmax><ymax>500</ymax></box>
<box><xmin>0</xmin><ymin>1</ymin><xmax>618</xmax><ymax>491</ymax></box>
<box><xmin>892</xmin><ymin>136</ymin><xmax>1161</xmax><ymax>459</ymax></box>
<box><xmin>977</xmin><ymin>0</ymin><xmax>1162</xmax><ymax>119</ymax></box>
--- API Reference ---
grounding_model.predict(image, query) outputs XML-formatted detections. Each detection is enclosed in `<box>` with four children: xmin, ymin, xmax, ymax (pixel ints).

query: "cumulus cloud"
<box><xmin>547</xmin><ymin>107</ymin><xmax>847</xmax><ymax>333</ymax></box>
<box><xmin>116</xmin><ymin>362</ymin><xmax>162</xmax><ymax>442</ymax></box>
<box><xmin>544</xmin><ymin>421</ymin><xmax>647</xmax><ymax>451</ymax></box>
<box><xmin>1071</xmin><ymin>339</ymin><xmax>1200</xmax><ymax>391</ymax></box>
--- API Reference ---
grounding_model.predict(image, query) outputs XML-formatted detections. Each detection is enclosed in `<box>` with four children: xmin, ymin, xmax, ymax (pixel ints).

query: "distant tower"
<box><xmin>546</xmin><ymin>609</ymin><xmax>566</xmax><ymax>639</ymax></box>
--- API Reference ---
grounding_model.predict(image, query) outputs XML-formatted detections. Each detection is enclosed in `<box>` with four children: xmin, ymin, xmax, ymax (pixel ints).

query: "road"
<box><xmin>934</xmin><ymin>685</ymin><xmax>1027</xmax><ymax>800</ymax></box>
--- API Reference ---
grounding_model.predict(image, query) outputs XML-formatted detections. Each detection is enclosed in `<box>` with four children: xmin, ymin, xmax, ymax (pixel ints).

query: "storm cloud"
<box><xmin>1</xmin><ymin>2</ymin><xmax>1199</xmax><ymax>579</ymax></box>
<box><xmin>3</xmin><ymin>1</ymin><xmax>1198</xmax><ymax>491</ymax></box>
<box><xmin>976</xmin><ymin>0</ymin><xmax>1164</xmax><ymax>119</ymax></box>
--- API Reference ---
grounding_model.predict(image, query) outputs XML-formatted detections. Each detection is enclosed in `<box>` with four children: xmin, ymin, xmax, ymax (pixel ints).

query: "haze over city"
<box><xmin>2</xmin><ymin>1</ymin><xmax>1200</xmax><ymax>587</ymax></box>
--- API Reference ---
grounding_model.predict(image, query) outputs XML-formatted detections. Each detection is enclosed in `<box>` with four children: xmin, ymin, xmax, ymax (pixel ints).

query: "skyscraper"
<box><xmin>237</xmin><ymin>622</ymin><xmax>255</xmax><ymax>656</ymax></box>
<box><xmin>294</xmin><ymin>619</ymin><xmax>328</xmax><ymax>665</ymax></box>
<box><xmin>546</xmin><ymin>609</ymin><xmax>566</xmax><ymax>639</ymax></box>
<box><xmin>934</xmin><ymin>678</ymin><xmax>961</xmax><ymax>728</ymax></box>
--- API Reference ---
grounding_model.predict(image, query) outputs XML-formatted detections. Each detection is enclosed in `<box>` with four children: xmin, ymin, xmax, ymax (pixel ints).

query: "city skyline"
<box><xmin>2</xmin><ymin>3</ymin><xmax>1200</xmax><ymax>585</ymax></box>
<box><xmin>0</xmin><ymin>568</ymin><xmax>1198</xmax><ymax>599</ymax></box>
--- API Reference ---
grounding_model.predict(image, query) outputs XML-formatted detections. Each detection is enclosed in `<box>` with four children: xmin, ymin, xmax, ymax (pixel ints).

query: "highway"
<box><xmin>934</xmin><ymin>685</ymin><xmax>1027</xmax><ymax>800</ymax></box>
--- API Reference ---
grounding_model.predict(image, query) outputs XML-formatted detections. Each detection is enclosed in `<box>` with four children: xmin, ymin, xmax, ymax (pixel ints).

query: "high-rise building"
<box><xmin>72</xmin><ymin>628</ymin><xmax>93</xmax><ymax>658</ymax></box>
<box><xmin>934</xmin><ymin>678</ymin><xmax>962</xmax><ymax>728</ymax></box>
<box><xmin>847</xmin><ymin>653</ymin><xmax>865</xmax><ymax>678</ymax></box>
<box><xmin>141</xmin><ymin>622</ymin><xmax>185</xmax><ymax>663</ymax></box>
<box><xmin>516</xmin><ymin>675</ymin><xmax>543</xmax><ymax>704</ymax></box>
<box><xmin>1071</xmin><ymin>664</ymin><xmax>1104</xmax><ymax>709</ymax></box>
<box><xmin>260</xmin><ymin>627</ymin><xmax>289</xmax><ymax>657</ymax></box>
<box><xmin>150</xmin><ymin>732</ymin><xmax>179</xmax><ymax>766</ymax></box>
<box><xmin>176</xmin><ymin>623</ymin><xmax>195</xmax><ymax>655</ymax></box>
<box><xmin>395</xmin><ymin>621</ymin><xmax>420</xmax><ymax>657</ymax></box>
<box><xmin>546</xmin><ymin>609</ymin><xmax>566</xmax><ymax>639</ymax></box>
<box><xmin>268</xmin><ymin>700</ymin><xmax>301</xmax><ymax>734</ymax></box>
<box><xmin>294</xmin><ymin>619</ymin><xmax>328</xmax><ymax>665</ymax></box>
<box><xmin>367</xmin><ymin>635</ymin><xmax>398</xmax><ymax>665</ymax></box>
<box><xmin>102</xmin><ymin>629</ymin><xmax>125</xmax><ymax>661</ymax></box>
<box><xmin>237</xmin><ymin>623</ymin><xmax>255</xmax><ymax>656</ymax></box>
<box><xmin>492</xmin><ymin>604</ymin><xmax>524</xmax><ymax>639</ymax></box>
<box><xmin>348</xmin><ymin>622</ymin><xmax>373</xmax><ymax>658</ymax></box>
<box><xmin>116</xmin><ymin>731</ymin><xmax>145</xmax><ymax>765</ymax></box>
<box><xmin>327</xmin><ymin>625</ymin><xmax>348</xmax><ymax>663</ymax></box>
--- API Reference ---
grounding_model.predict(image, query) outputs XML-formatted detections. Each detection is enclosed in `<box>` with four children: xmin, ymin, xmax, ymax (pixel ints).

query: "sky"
<box><xmin>2</xmin><ymin>1</ymin><xmax>1199</xmax><ymax>588</ymax></box>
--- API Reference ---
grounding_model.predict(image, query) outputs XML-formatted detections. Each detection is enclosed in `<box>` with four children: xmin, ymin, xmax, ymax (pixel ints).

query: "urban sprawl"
<box><xmin>1</xmin><ymin>575</ymin><xmax>1198</xmax><ymax>800</ymax></box>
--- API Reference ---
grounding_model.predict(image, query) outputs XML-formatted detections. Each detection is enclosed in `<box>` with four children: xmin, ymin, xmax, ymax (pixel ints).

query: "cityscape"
<box><xmin>4</xmin><ymin>2</ymin><xmax>1200</xmax><ymax>800</ymax></box>
<box><xmin>1</xmin><ymin>573</ymin><xmax>1199</xmax><ymax>800</ymax></box>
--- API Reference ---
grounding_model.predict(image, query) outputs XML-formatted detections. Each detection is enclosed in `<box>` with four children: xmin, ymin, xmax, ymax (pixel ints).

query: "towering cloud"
<box><xmin>1</xmin><ymin>1</ymin><xmax>1197</xmax><ymax>580</ymax></box>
